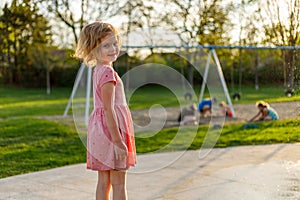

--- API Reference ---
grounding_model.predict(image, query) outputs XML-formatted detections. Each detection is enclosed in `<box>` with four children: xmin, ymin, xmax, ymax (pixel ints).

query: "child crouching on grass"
<box><xmin>249</xmin><ymin>100</ymin><xmax>279</xmax><ymax>122</ymax></box>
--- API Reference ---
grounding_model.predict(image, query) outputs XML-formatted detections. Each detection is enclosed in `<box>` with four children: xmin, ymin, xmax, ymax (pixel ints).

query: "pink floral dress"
<box><xmin>87</xmin><ymin>65</ymin><xmax>136</xmax><ymax>171</ymax></box>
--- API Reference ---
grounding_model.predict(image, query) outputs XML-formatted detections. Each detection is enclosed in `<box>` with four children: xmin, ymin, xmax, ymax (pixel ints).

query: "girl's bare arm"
<box><xmin>101</xmin><ymin>82</ymin><xmax>128</xmax><ymax>159</ymax></box>
<box><xmin>261</xmin><ymin>108</ymin><xmax>268</xmax><ymax>119</ymax></box>
<box><xmin>249</xmin><ymin>112</ymin><xmax>260</xmax><ymax>122</ymax></box>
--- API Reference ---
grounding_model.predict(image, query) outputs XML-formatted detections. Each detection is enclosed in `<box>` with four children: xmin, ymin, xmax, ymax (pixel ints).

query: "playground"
<box><xmin>0</xmin><ymin>81</ymin><xmax>299</xmax><ymax>199</ymax></box>
<box><xmin>131</xmin><ymin>100</ymin><xmax>300</xmax><ymax>130</ymax></box>
<box><xmin>0</xmin><ymin>84</ymin><xmax>299</xmax><ymax>177</ymax></box>
<box><xmin>1</xmin><ymin>1</ymin><xmax>300</xmax><ymax>199</ymax></box>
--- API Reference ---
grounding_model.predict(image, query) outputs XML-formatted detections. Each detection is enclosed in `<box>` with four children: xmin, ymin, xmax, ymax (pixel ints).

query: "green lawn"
<box><xmin>128</xmin><ymin>85</ymin><xmax>182</xmax><ymax>110</ymax></box>
<box><xmin>0</xmin><ymin>86</ymin><xmax>71</xmax><ymax>118</ymax></box>
<box><xmin>229</xmin><ymin>85</ymin><xmax>300</xmax><ymax>103</ymax></box>
<box><xmin>1</xmin><ymin>116</ymin><xmax>299</xmax><ymax>178</ymax></box>
<box><xmin>135</xmin><ymin>119</ymin><xmax>300</xmax><ymax>153</ymax></box>
<box><xmin>0</xmin><ymin>84</ymin><xmax>298</xmax><ymax>117</ymax></box>
<box><xmin>128</xmin><ymin>84</ymin><xmax>300</xmax><ymax>109</ymax></box>
<box><xmin>0</xmin><ymin>117</ymin><xmax>85</xmax><ymax>178</ymax></box>
<box><xmin>0</xmin><ymin>84</ymin><xmax>299</xmax><ymax>178</ymax></box>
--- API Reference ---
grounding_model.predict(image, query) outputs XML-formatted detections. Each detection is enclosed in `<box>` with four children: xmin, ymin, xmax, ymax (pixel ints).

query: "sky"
<box><xmin>0</xmin><ymin>0</ymin><xmax>294</xmax><ymax>47</ymax></box>
<box><xmin>0</xmin><ymin>0</ymin><xmax>10</xmax><ymax>8</ymax></box>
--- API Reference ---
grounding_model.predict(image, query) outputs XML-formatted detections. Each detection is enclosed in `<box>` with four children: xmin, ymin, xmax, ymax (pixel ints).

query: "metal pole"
<box><xmin>122</xmin><ymin>45</ymin><xmax>300</xmax><ymax>50</ymax></box>
<box><xmin>85</xmin><ymin>67</ymin><xmax>92</xmax><ymax>125</ymax></box>
<box><xmin>199</xmin><ymin>50</ymin><xmax>211</xmax><ymax>102</ymax></box>
<box><xmin>212</xmin><ymin>49</ymin><xmax>236</xmax><ymax>117</ymax></box>
<box><xmin>63</xmin><ymin>63</ymin><xmax>85</xmax><ymax>117</ymax></box>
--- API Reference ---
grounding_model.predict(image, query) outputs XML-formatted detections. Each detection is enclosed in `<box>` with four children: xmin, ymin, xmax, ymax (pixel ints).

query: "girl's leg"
<box><xmin>110</xmin><ymin>170</ymin><xmax>127</xmax><ymax>200</ymax></box>
<box><xmin>97</xmin><ymin>171</ymin><xmax>111</xmax><ymax>200</ymax></box>
<box><xmin>202</xmin><ymin>106</ymin><xmax>211</xmax><ymax>117</ymax></box>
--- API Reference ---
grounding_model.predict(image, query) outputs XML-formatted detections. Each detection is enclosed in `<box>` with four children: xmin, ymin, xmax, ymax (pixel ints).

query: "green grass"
<box><xmin>0</xmin><ymin>86</ymin><xmax>72</xmax><ymax>118</ymax></box>
<box><xmin>135</xmin><ymin>118</ymin><xmax>300</xmax><ymax>153</ymax></box>
<box><xmin>1</xmin><ymin>116</ymin><xmax>299</xmax><ymax>178</ymax></box>
<box><xmin>0</xmin><ymin>117</ymin><xmax>85</xmax><ymax>178</ymax></box>
<box><xmin>128</xmin><ymin>84</ymin><xmax>300</xmax><ymax>110</ymax></box>
<box><xmin>0</xmin><ymin>84</ymin><xmax>298</xmax><ymax>117</ymax></box>
<box><xmin>127</xmin><ymin>85</ymin><xmax>183</xmax><ymax>110</ymax></box>
<box><xmin>229</xmin><ymin>85</ymin><xmax>300</xmax><ymax>103</ymax></box>
<box><xmin>0</xmin><ymin>84</ymin><xmax>299</xmax><ymax>178</ymax></box>
<box><xmin>197</xmin><ymin>119</ymin><xmax>300</xmax><ymax>148</ymax></box>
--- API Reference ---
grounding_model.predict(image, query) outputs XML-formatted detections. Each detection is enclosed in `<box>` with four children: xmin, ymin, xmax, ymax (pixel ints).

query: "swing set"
<box><xmin>63</xmin><ymin>45</ymin><xmax>300</xmax><ymax>124</ymax></box>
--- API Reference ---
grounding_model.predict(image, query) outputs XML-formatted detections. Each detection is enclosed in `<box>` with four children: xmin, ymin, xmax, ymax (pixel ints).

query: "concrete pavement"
<box><xmin>1</xmin><ymin>143</ymin><xmax>299</xmax><ymax>200</ymax></box>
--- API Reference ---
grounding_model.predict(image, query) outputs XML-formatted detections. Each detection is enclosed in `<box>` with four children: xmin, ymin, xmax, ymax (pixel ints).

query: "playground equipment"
<box><xmin>63</xmin><ymin>45</ymin><xmax>300</xmax><ymax>124</ymax></box>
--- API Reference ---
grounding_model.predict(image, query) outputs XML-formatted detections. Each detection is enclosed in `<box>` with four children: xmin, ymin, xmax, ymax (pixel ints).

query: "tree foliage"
<box><xmin>257</xmin><ymin>0</ymin><xmax>300</xmax><ymax>88</ymax></box>
<box><xmin>42</xmin><ymin>0</ymin><xmax>122</xmax><ymax>47</ymax></box>
<box><xmin>160</xmin><ymin>0</ymin><xmax>233</xmax><ymax>46</ymax></box>
<box><xmin>0</xmin><ymin>0</ymin><xmax>299</xmax><ymax>89</ymax></box>
<box><xmin>0</xmin><ymin>0</ymin><xmax>53</xmax><ymax>86</ymax></box>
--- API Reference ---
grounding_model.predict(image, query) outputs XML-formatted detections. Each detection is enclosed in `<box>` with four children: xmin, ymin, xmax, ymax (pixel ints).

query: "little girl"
<box><xmin>249</xmin><ymin>100</ymin><xmax>279</xmax><ymax>121</ymax></box>
<box><xmin>219</xmin><ymin>101</ymin><xmax>233</xmax><ymax>118</ymax></box>
<box><xmin>74</xmin><ymin>21</ymin><xmax>136</xmax><ymax>200</ymax></box>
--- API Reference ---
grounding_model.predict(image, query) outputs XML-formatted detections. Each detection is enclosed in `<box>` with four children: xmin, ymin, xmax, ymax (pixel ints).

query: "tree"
<box><xmin>241</xmin><ymin>3</ymin><xmax>262</xmax><ymax>90</ymax></box>
<box><xmin>0</xmin><ymin>4</ymin><xmax>13</xmax><ymax>84</ymax></box>
<box><xmin>229</xmin><ymin>0</ymin><xmax>256</xmax><ymax>89</ymax></box>
<box><xmin>161</xmin><ymin>0</ymin><xmax>233</xmax><ymax>46</ymax></box>
<box><xmin>43</xmin><ymin>0</ymin><xmax>121</xmax><ymax>47</ymax></box>
<box><xmin>258</xmin><ymin>0</ymin><xmax>300</xmax><ymax>88</ymax></box>
<box><xmin>158</xmin><ymin>0</ymin><xmax>233</xmax><ymax>86</ymax></box>
<box><xmin>0</xmin><ymin>0</ymin><xmax>52</xmax><ymax>88</ymax></box>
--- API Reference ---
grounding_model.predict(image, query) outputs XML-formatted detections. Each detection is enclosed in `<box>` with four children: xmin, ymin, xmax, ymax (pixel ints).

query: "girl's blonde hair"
<box><xmin>74</xmin><ymin>21</ymin><xmax>121</xmax><ymax>66</ymax></box>
<box><xmin>256</xmin><ymin>100</ymin><xmax>270</xmax><ymax>108</ymax></box>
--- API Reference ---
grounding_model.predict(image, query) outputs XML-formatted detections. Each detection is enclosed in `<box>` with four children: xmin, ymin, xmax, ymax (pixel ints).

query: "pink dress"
<box><xmin>87</xmin><ymin>65</ymin><xmax>136</xmax><ymax>171</ymax></box>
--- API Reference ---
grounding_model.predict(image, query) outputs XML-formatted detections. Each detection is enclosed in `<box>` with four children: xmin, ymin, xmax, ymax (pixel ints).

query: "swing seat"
<box><xmin>184</xmin><ymin>92</ymin><xmax>192</xmax><ymax>101</ymax></box>
<box><xmin>285</xmin><ymin>88</ymin><xmax>294</xmax><ymax>97</ymax></box>
<box><xmin>232</xmin><ymin>93</ymin><xmax>241</xmax><ymax>101</ymax></box>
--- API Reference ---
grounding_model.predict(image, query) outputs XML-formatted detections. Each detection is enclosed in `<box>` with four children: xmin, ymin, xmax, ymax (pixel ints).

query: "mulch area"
<box><xmin>131</xmin><ymin>101</ymin><xmax>300</xmax><ymax>128</ymax></box>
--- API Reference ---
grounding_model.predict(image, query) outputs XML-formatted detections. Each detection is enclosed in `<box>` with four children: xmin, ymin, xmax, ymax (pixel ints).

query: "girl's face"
<box><xmin>258</xmin><ymin>105</ymin><xmax>264</xmax><ymax>111</ymax></box>
<box><xmin>96</xmin><ymin>33</ymin><xmax>119</xmax><ymax>65</ymax></box>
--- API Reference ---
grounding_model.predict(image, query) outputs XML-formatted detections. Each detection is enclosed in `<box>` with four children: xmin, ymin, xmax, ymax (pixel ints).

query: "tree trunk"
<box><xmin>6</xmin><ymin>23</ymin><xmax>13</xmax><ymax>84</ymax></box>
<box><xmin>7</xmin><ymin>49</ymin><xmax>13</xmax><ymax>84</ymax></box>
<box><xmin>187</xmin><ymin>61</ymin><xmax>194</xmax><ymax>87</ymax></box>
<box><xmin>285</xmin><ymin>49</ymin><xmax>295</xmax><ymax>88</ymax></box>
<box><xmin>254</xmin><ymin>51</ymin><xmax>259</xmax><ymax>90</ymax></box>
<box><xmin>282</xmin><ymin>50</ymin><xmax>287</xmax><ymax>87</ymax></box>
<box><xmin>238</xmin><ymin>49</ymin><xmax>243</xmax><ymax>93</ymax></box>
<box><xmin>46</xmin><ymin>67</ymin><xmax>51</xmax><ymax>95</ymax></box>
<box><xmin>230</xmin><ymin>64</ymin><xmax>234</xmax><ymax>92</ymax></box>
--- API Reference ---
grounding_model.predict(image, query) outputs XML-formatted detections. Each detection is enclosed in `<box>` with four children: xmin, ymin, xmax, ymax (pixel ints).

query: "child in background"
<box><xmin>198</xmin><ymin>97</ymin><xmax>217</xmax><ymax>117</ymax></box>
<box><xmin>177</xmin><ymin>103</ymin><xmax>198</xmax><ymax>125</ymax></box>
<box><xmin>249</xmin><ymin>100</ymin><xmax>279</xmax><ymax>122</ymax></box>
<box><xmin>74</xmin><ymin>21</ymin><xmax>136</xmax><ymax>200</ymax></box>
<box><xmin>219</xmin><ymin>101</ymin><xmax>233</xmax><ymax>118</ymax></box>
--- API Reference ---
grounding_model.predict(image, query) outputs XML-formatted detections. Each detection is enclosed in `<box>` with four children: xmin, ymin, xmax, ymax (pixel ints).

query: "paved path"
<box><xmin>1</xmin><ymin>143</ymin><xmax>299</xmax><ymax>200</ymax></box>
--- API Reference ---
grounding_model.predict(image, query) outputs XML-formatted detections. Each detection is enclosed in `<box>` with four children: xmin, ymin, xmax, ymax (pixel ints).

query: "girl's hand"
<box><xmin>114</xmin><ymin>141</ymin><xmax>128</xmax><ymax>160</ymax></box>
